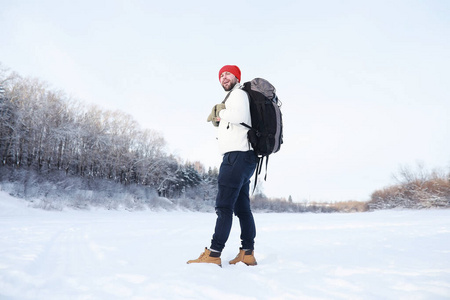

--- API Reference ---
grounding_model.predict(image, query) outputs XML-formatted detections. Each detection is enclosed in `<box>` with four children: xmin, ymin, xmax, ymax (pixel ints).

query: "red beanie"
<box><xmin>218</xmin><ymin>65</ymin><xmax>241</xmax><ymax>82</ymax></box>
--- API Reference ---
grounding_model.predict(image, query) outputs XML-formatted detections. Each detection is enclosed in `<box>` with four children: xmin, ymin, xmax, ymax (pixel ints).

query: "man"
<box><xmin>187</xmin><ymin>65</ymin><xmax>258</xmax><ymax>267</ymax></box>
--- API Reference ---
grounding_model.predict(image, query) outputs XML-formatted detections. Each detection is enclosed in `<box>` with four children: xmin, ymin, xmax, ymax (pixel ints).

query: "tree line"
<box><xmin>0</xmin><ymin>63</ymin><xmax>217</xmax><ymax>200</ymax></box>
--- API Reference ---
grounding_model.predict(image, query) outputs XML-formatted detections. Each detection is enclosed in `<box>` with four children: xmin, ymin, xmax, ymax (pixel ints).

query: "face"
<box><xmin>220</xmin><ymin>72</ymin><xmax>238</xmax><ymax>91</ymax></box>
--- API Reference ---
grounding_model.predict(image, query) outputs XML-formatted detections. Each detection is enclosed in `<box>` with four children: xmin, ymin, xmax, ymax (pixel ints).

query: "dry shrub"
<box><xmin>371</xmin><ymin>185</ymin><xmax>403</xmax><ymax>201</ymax></box>
<box><xmin>368</xmin><ymin>165</ymin><xmax>450</xmax><ymax>209</ymax></box>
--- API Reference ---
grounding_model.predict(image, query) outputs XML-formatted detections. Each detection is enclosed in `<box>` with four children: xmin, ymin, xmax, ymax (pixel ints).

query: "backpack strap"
<box><xmin>263</xmin><ymin>155</ymin><xmax>269</xmax><ymax>181</ymax></box>
<box><xmin>251</xmin><ymin>155</ymin><xmax>270</xmax><ymax>194</ymax></box>
<box><xmin>252</xmin><ymin>156</ymin><xmax>263</xmax><ymax>194</ymax></box>
<box><xmin>221</xmin><ymin>91</ymin><xmax>232</xmax><ymax>104</ymax></box>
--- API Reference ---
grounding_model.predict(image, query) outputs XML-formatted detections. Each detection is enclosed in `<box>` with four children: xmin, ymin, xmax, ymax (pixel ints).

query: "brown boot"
<box><xmin>187</xmin><ymin>247</ymin><xmax>222</xmax><ymax>267</ymax></box>
<box><xmin>229</xmin><ymin>248</ymin><xmax>257</xmax><ymax>266</ymax></box>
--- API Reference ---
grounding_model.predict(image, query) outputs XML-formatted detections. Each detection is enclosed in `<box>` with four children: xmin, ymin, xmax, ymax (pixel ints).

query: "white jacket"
<box><xmin>217</xmin><ymin>83</ymin><xmax>252</xmax><ymax>155</ymax></box>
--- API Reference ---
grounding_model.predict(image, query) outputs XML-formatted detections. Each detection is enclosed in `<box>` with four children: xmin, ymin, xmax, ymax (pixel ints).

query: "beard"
<box><xmin>221</xmin><ymin>77</ymin><xmax>238</xmax><ymax>91</ymax></box>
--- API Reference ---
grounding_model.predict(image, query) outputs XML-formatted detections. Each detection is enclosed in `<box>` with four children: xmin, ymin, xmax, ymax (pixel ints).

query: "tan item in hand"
<box><xmin>206</xmin><ymin>103</ymin><xmax>226</xmax><ymax>127</ymax></box>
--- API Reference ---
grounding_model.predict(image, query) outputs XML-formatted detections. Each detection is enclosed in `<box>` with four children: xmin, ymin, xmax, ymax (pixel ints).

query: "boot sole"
<box><xmin>229</xmin><ymin>261</ymin><xmax>257</xmax><ymax>266</ymax></box>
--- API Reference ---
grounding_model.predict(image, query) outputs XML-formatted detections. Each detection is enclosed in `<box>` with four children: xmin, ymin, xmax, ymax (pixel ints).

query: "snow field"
<box><xmin>0</xmin><ymin>191</ymin><xmax>449</xmax><ymax>300</ymax></box>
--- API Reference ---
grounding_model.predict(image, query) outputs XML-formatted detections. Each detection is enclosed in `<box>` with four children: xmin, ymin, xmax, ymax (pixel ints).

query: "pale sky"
<box><xmin>1</xmin><ymin>0</ymin><xmax>449</xmax><ymax>202</ymax></box>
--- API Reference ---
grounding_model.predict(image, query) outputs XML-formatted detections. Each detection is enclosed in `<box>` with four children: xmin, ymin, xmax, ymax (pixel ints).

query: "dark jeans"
<box><xmin>210</xmin><ymin>150</ymin><xmax>257</xmax><ymax>252</ymax></box>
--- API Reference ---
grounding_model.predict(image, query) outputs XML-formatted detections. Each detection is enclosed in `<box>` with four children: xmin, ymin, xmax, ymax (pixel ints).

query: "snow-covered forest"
<box><xmin>0</xmin><ymin>64</ymin><xmax>219</xmax><ymax>202</ymax></box>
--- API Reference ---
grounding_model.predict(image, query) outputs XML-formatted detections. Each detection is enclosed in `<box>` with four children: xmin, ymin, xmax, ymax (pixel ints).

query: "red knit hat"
<box><xmin>218</xmin><ymin>65</ymin><xmax>241</xmax><ymax>82</ymax></box>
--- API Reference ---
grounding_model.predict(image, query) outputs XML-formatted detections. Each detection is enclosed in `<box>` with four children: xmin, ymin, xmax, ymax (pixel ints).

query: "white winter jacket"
<box><xmin>217</xmin><ymin>83</ymin><xmax>252</xmax><ymax>155</ymax></box>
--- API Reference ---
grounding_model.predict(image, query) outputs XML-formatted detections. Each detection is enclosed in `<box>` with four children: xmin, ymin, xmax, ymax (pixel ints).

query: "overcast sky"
<box><xmin>1</xmin><ymin>0</ymin><xmax>449</xmax><ymax>202</ymax></box>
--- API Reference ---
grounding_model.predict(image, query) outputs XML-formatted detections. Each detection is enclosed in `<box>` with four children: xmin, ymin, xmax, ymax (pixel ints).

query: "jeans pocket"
<box><xmin>226</xmin><ymin>152</ymin><xmax>239</xmax><ymax>165</ymax></box>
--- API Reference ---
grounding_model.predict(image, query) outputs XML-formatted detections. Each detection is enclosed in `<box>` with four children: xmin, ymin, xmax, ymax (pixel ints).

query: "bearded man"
<box><xmin>187</xmin><ymin>65</ymin><xmax>258</xmax><ymax>267</ymax></box>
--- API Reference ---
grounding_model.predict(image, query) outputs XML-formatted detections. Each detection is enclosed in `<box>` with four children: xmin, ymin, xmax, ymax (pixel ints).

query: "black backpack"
<box><xmin>240</xmin><ymin>78</ymin><xmax>283</xmax><ymax>191</ymax></box>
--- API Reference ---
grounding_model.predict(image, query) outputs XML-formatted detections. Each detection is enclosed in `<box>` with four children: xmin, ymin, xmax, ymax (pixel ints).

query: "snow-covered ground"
<box><xmin>0</xmin><ymin>191</ymin><xmax>449</xmax><ymax>300</ymax></box>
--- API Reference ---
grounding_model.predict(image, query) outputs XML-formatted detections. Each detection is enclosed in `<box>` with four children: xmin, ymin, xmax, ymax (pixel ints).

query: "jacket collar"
<box><xmin>229</xmin><ymin>82</ymin><xmax>241</xmax><ymax>92</ymax></box>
